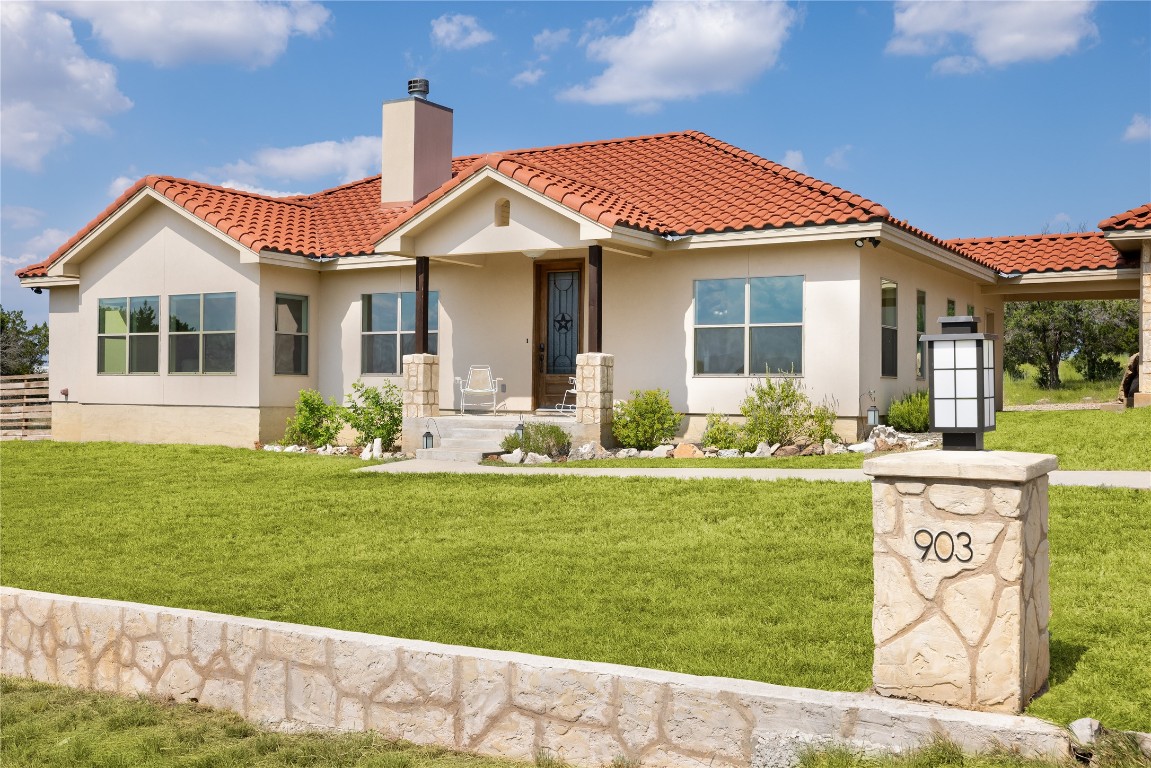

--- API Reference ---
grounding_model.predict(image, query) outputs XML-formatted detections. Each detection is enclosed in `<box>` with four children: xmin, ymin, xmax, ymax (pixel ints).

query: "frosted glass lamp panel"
<box><xmin>983</xmin><ymin>340</ymin><xmax>994</xmax><ymax>367</ymax></box>
<box><xmin>934</xmin><ymin>369</ymin><xmax>955</xmax><ymax>399</ymax></box>
<box><xmin>984</xmin><ymin>369</ymin><xmax>996</xmax><ymax>398</ymax></box>
<box><xmin>935</xmin><ymin>399</ymin><xmax>956</xmax><ymax>428</ymax></box>
<box><xmin>955</xmin><ymin>369</ymin><xmax>979</xmax><ymax>398</ymax></box>
<box><xmin>934</xmin><ymin>340</ymin><xmax>955</xmax><ymax>369</ymax></box>
<box><xmin>956</xmin><ymin>398</ymin><xmax>978</xmax><ymax>427</ymax></box>
<box><xmin>985</xmin><ymin>400</ymin><xmax>996</xmax><ymax>427</ymax></box>
<box><xmin>954</xmin><ymin>339</ymin><xmax>978</xmax><ymax>369</ymax></box>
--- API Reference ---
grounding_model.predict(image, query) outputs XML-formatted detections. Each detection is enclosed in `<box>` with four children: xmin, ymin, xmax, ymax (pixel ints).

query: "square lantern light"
<box><xmin>923</xmin><ymin>316</ymin><xmax>996</xmax><ymax>450</ymax></box>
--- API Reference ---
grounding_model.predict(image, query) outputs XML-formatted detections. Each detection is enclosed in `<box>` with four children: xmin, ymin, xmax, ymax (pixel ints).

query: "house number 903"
<box><xmin>914</xmin><ymin>529</ymin><xmax>973</xmax><ymax>563</ymax></box>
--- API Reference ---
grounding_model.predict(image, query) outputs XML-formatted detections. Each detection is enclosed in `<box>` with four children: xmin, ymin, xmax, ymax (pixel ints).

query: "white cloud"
<box><xmin>534</xmin><ymin>28</ymin><xmax>570</xmax><ymax>53</ymax></box>
<box><xmin>1123</xmin><ymin>114</ymin><xmax>1151</xmax><ymax>142</ymax></box>
<box><xmin>107</xmin><ymin>175</ymin><xmax>136</xmax><ymax>198</ymax></box>
<box><xmin>1</xmin><ymin>206</ymin><xmax>44</xmax><ymax>229</ymax></box>
<box><xmin>215</xmin><ymin>180</ymin><xmax>303</xmax><ymax>198</ymax></box>
<box><xmin>781</xmin><ymin>150</ymin><xmax>806</xmax><ymax>173</ymax></box>
<box><xmin>59</xmin><ymin>1</ymin><xmax>330</xmax><ymax>68</ymax></box>
<box><xmin>0</xmin><ymin>227</ymin><xmax>71</xmax><ymax>267</ymax></box>
<box><xmin>824</xmin><ymin>145</ymin><xmax>852</xmax><ymax>170</ymax></box>
<box><xmin>888</xmin><ymin>1</ymin><xmax>1098</xmax><ymax>73</ymax></box>
<box><xmin>0</xmin><ymin>3</ymin><xmax>132</xmax><ymax>171</ymax></box>
<box><xmin>431</xmin><ymin>14</ymin><xmax>494</xmax><ymax>50</ymax></box>
<box><xmin>213</xmin><ymin>136</ymin><xmax>378</xmax><ymax>190</ymax></box>
<box><xmin>512</xmin><ymin>68</ymin><xmax>546</xmax><ymax>87</ymax></box>
<box><xmin>561</xmin><ymin>0</ymin><xmax>796</xmax><ymax>111</ymax></box>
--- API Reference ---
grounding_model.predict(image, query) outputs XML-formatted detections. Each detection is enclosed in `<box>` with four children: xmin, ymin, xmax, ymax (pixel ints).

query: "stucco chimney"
<box><xmin>381</xmin><ymin>79</ymin><xmax>453</xmax><ymax>206</ymax></box>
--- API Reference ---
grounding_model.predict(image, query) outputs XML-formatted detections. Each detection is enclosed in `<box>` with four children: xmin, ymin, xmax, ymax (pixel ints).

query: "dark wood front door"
<box><xmin>533</xmin><ymin>261</ymin><xmax>583</xmax><ymax>408</ymax></box>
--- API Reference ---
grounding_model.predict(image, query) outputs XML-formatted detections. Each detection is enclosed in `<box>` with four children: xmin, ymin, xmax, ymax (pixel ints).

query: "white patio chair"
<box><xmin>556</xmin><ymin>377</ymin><xmax>577</xmax><ymax>413</ymax></box>
<box><xmin>456</xmin><ymin>365</ymin><xmax>503</xmax><ymax>414</ymax></box>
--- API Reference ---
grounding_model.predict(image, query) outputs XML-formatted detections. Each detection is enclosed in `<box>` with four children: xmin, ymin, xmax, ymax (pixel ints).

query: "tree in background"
<box><xmin>1004</xmin><ymin>300</ymin><xmax>1138</xmax><ymax>389</ymax></box>
<box><xmin>0</xmin><ymin>306</ymin><xmax>48</xmax><ymax>375</ymax></box>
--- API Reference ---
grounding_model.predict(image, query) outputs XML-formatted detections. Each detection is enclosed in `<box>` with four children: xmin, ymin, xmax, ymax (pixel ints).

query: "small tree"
<box><xmin>343</xmin><ymin>380</ymin><xmax>403</xmax><ymax>449</ymax></box>
<box><xmin>0</xmin><ymin>306</ymin><xmax>48</xmax><ymax>376</ymax></box>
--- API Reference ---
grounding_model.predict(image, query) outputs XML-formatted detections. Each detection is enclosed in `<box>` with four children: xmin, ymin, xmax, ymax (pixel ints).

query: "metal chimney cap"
<box><xmin>407</xmin><ymin>78</ymin><xmax>430</xmax><ymax>98</ymax></box>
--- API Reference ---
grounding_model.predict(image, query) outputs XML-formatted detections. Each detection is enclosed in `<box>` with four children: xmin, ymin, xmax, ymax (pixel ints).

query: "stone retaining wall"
<box><xmin>0</xmin><ymin>587</ymin><xmax>1070</xmax><ymax>767</ymax></box>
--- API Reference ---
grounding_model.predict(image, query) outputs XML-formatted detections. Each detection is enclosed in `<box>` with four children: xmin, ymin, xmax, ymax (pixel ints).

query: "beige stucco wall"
<box><xmin>859</xmin><ymin>247</ymin><xmax>1001</xmax><ymax>416</ymax></box>
<box><xmin>52</xmin><ymin>402</ymin><xmax>263</xmax><ymax>447</ymax></box>
<box><xmin>58</xmin><ymin>203</ymin><xmax>262</xmax><ymax>410</ymax></box>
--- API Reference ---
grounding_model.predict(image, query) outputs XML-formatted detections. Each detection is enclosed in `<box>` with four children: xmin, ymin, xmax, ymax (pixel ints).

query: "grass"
<box><xmin>4</xmin><ymin>678</ymin><xmax>1148</xmax><ymax>768</ymax></box>
<box><xmin>1004</xmin><ymin>361</ymin><xmax>1124</xmax><ymax>407</ymax></box>
<box><xmin>0</xmin><ymin>677</ymin><xmax>524</xmax><ymax>768</ymax></box>
<box><xmin>2</xmin><ymin>441</ymin><xmax>1149</xmax><ymax>731</ymax></box>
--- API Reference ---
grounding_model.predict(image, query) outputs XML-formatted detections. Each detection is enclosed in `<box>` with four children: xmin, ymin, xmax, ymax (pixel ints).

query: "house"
<box><xmin>16</xmin><ymin>81</ymin><xmax>1150</xmax><ymax>449</ymax></box>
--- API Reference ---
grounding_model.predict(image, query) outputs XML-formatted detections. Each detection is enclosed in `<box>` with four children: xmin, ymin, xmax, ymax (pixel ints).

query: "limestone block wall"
<box><xmin>402</xmin><ymin>354</ymin><xmax>440</xmax><ymax>420</ymax></box>
<box><xmin>1</xmin><ymin>587</ymin><xmax>1069</xmax><ymax>766</ymax></box>
<box><xmin>866</xmin><ymin>452</ymin><xmax>1055</xmax><ymax>714</ymax></box>
<box><xmin>574</xmin><ymin>353</ymin><xmax>614</xmax><ymax>445</ymax></box>
<box><xmin>1139</xmin><ymin>242</ymin><xmax>1150</xmax><ymax>406</ymax></box>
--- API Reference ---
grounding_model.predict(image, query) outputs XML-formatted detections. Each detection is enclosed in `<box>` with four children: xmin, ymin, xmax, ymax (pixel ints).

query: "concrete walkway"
<box><xmin>362</xmin><ymin>459</ymin><xmax>1150</xmax><ymax>489</ymax></box>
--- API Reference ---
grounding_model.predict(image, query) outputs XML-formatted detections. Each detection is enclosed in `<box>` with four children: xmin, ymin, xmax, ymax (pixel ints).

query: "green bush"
<box><xmin>282</xmin><ymin>389</ymin><xmax>344</xmax><ymax>447</ymax></box>
<box><xmin>343</xmin><ymin>380</ymin><xmax>403</xmax><ymax>449</ymax></box>
<box><xmin>500</xmin><ymin>422</ymin><xmax>571</xmax><ymax>458</ymax></box>
<box><xmin>611</xmin><ymin>389</ymin><xmax>682</xmax><ymax>450</ymax></box>
<box><xmin>740</xmin><ymin>377</ymin><xmax>836</xmax><ymax>447</ymax></box>
<box><xmin>701</xmin><ymin>413</ymin><xmax>751</xmax><ymax>452</ymax></box>
<box><xmin>886</xmin><ymin>390</ymin><xmax>930</xmax><ymax>433</ymax></box>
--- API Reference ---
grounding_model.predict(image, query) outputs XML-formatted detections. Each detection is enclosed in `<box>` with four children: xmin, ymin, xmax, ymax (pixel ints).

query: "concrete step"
<box><xmin>439</xmin><ymin>437</ymin><xmax>504</xmax><ymax>451</ymax></box>
<box><xmin>416</xmin><ymin>447</ymin><xmax>502</xmax><ymax>463</ymax></box>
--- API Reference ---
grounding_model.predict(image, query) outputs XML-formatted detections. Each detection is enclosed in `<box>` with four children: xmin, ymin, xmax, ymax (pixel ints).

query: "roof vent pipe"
<box><xmin>408</xmin><ymin>78</ymin><xmax>430</xmax><ymax>98</ymax></box>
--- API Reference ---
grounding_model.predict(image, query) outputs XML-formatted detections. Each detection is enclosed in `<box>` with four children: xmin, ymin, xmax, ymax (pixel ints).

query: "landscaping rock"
<box><xmin>372</xmin><ymin>438</ymin><xmax>383</xmax><ymax>459</ymax></box>
<box><xmin>799</xmin><ymin>443</ymin><xmax>822</xmax><ymax>456</ymax></box>
<box><xmin>672</xmin><ymin>443</ymin><xmax>704</xmax><ymax>459</ymax></box>
<box><xmin>745</xmin><ymin>442</ymin><xmax>778</xmax><ymax>458</ymax></box>
<box><xmin>651</xmin><ymin>445</ymin><xmax>673</xmax><ymax>458</ymax></box>
<box><xmin>774</xmin><ymin>445</ymin><xmax>801</xmax><ymax>457</ymax></box>
<box><xmin>616</xmin><ymin>448</ymin><xmax>639</xmax><ymax>459</ymax></box>
<box><xmin>568</xmin><ymin>442</ymin><xmax>608</xmax><ymax>462</ymax></box>
<box><xmin>501</xmin><ymin>449</ymin><xmax>523</xmax><ymax>464</ymax></box>
<box><xmin>524</xmin><ymin>452</ymin><xmax>551</xmax><ymax>465</ymax></box>
<box><xmin>718</xmin><ymin>449</ymin><xmax>741</xmax><ymax>458</ymax></box>
<box><xmin>263</xmin><ymin>444</ymin><xmax>280</xmax><ymax>452</ymax></box>
<box><xmin>335</xmin><ymin>446</ymin><xmax>348</xmax><ymax>456</ymax></box>
<box><xmin>1069</xmin><ymin>718</ymin><xmax>1101</xmax><ymax>746</ymax></box>
<box><xmin>638</xmin><ymin>450</ymin><xmax>653</xmax><ymax>458</ymax></box>
<box><xmin>360</xmin><ymin>445</ymin><xmax>373</xmax><ymax>460</ymax></box>
<box><xmin>848</xmin><ymin>442</ymin><xmax>874</xmax><ymax>453</ymax></box>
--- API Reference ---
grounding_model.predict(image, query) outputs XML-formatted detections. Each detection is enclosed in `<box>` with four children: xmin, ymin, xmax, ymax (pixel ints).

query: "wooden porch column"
<box><xmin>415</xmin><ymin>256</ymin><xmax>430</xmax><ymax>354</ymax></box>
<box><xmin>588</xmin><ymin>245</ymin><xmax>602</xmax><ymax>353</ymax></box>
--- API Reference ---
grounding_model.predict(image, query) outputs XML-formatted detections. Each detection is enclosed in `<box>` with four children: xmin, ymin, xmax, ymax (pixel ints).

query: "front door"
<box><xmin>533</xmin><ymin>261</ymin><xmax>583</xmax><ymax>408</ymax></box>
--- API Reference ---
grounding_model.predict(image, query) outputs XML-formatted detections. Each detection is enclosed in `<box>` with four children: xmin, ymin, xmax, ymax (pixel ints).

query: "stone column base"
<box><xmin>574</xmin><ymin>353</ymin><xmax>614</xmax><ymax>447</ymax></box>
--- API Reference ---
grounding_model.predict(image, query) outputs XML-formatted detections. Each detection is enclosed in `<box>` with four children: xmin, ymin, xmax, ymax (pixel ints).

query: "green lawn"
<box><xmin>1</xmin><ymin>442</ymin><xmax>1148</xmax><ymax>731</ymax></box>
<box><xmin>1003</xmin><ymin>361</ymin><xmax>1125</xmax><ymax>407</ymax></box>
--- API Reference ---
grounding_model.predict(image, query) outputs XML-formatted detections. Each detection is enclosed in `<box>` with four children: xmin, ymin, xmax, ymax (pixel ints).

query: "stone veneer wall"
<box><xmin>574</xmin><ymin>353</ymin><xmax>614</xmax><ymax>446</ymax></box>
<box><xmin>1</xmin><ymin>587</ymin><xmax>1069</xmax><ymax>767</ymax></box>
<box><xmin>402</xmin><ymin>353</ymin><xmax>440</xmax><ymax>420</ymax></box>
<box><xmin>1139</xmin><ymin>241</ymin><xmax>1150</xmax><ymax>407</ymax></box>
<box><xmin>866</xmin><ymin>451</ymin><xmax>1054</xmax><ymax>714</ymax></box>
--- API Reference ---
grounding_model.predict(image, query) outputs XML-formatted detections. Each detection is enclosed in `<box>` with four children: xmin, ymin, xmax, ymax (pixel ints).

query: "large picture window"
<box><xmin>694</xmin><ymin>276</ymin><xmax>803</xmax><ymax>375</ymax></box>
<box><xmin>916</xmin><ymin>290</ymin><xmax>927</xmax><ymax>380</ymax></box>
<box><xmin>169</xmin><ymin>293</ymin><xmax>236</xmax><ymax>374</ymax></box>
<box><xmin>881</xmin><ymin>279</ymin><xmax>898</xmax><ymax>378</ymax></box>
<box><xmin>362</xmin><ymin>292</ymin><xmax>439</xmax><ymax>374</ymax></box>
<box><xmin>275</xmin><ymin>295</ymin><xmax>309</xmax><ymax>375</ymax></box>
<box><xmin>98</xmin><ymin>296</ymin><xmax>159</xmax><ymax>374</ymax></box>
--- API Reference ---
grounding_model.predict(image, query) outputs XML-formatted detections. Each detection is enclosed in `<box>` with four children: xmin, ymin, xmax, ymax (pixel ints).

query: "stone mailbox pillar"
<box><xmin>574</xmin><ymin>352</ymin><xmax>614</xmax><ymax>445</ymax></box>
<box><xmin>863</xmin><ymin>450</ymin><xmax>1056</xmax><ymax>713</ymax></box>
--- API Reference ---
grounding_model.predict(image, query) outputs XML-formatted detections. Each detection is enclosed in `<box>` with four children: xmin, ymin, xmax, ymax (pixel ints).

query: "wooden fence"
<box><xmin>1</xmin><ymin>373</ymin><xmax>51</xmax><ymax>440</ymax></box>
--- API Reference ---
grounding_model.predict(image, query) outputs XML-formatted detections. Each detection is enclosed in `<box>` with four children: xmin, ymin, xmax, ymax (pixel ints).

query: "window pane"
<box><xmin>881</xmin><ymin>280</ymin><xmax>897</xmax><ymax>327</ymax></box>
<box><xmin>967</xmin><ymin>304</ymin><xmax>975</xmax><ymax>316</ymax></box>
<box><xmin>275</xmin><ymin>334</ymin><xmax>307</xmax><ymax>374</ymax></box>
<box><xmin>203</xmin><ymin>293</ymin><xmax>235</xmax><ymax>332</ymax></box>
<box><xmin>750</xmin><ymin>326</ymin><xmax>802</xmax><ymax>375</ymax></box>
<box><xmin>364</xmin><ymin>293</ymin><xmax>398</xmax><ymax>333</ymax></box>
<box><xmin>916</xmin><ymin>291</ymin><xmax>926</xmax><ymax>333</ymax></box>
<box><xmin>98</xmin><ymin>336</ymin><xmax>126</xmax><ymax>374</ymax></box>
<box><xmin>129</xmin><ymin>335</ymin><xmax>158</xmax><ymax>373</ymax></box>
<box><xmin>203</xmin><ymin>333</ymin><xmax>235</xmax><ymax>373</ymax></box>
<box><xmin>275</xmin><ymin>296</ymin><xmax>307</xmax><ymax>334</ymax></box>
<box><xmin>881</xmin><ymin>326</ymin><xmax>898</xmax><ymax>377</ymax></box>
<box><xmin>129</xmin><ymin>297</ymin><xmax>160</xmax><ymax>333</ymax></box>
<box><xmin>363</xmin><ymin>334</ymin><xmax>398</xmax><ymax>374</ymax></box>
<box><xmin>99</xmin><ymin>298</ymin><xmax>127</xmax><ymax>334</ymax></box>
<box><xmin>694</xmin><ymin>327</ymin><xmax>744</xmax><ymax>374</ymax></box>
<box><xmin>750</xmin><ymin>276</ymin><xmax>803</xmax><ymax>324</ymax></box>
<box><xmin>695</xmin><ymin>279</ymin><xmax>745</xmax><ymax>325</ymax></box>
<box><xmin>169</xmin><ymin>335</ymin><xmax>200</xmax><ymax>373</ymax></box>
<box><xmin>400</xmin><ymin>332</ymin><xmax>438</xmax><ymax>358</ymax></box>
<box><xmin>169</xmin><ymin>294</ymin><xmax>201</xmax><ymax>332</ymax></box>
<box><xmin>946</xmin><ymin>299</ymin><xmax>956</xmax><ymax>317</ymax></box>
<box><xmin>399</xmin><ymin>291</ymin><xmax>439</xmax><ymax>332</ymax></box>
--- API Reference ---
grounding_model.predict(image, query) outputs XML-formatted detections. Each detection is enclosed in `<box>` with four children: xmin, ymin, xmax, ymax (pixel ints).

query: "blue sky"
<box><xmin>3</xmin><ymin>0</ymin><xmax>1149</xmax><ymax>325</ymax></box>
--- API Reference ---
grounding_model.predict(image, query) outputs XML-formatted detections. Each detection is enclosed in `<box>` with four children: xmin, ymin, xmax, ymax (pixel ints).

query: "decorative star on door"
<box><xmin>553</xmin><ymin>312</ymin><xmax>573</xmax><ymax>333</ymax></box>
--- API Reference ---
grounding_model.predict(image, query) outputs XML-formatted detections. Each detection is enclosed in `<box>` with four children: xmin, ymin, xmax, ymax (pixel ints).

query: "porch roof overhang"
<box><xmin>982</xmin><ymin>267</ymin><xmax>1140</xmax><ymax>302</ymax></box>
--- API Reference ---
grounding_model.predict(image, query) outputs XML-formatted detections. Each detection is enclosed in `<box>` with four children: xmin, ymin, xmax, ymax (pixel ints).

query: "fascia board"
<box><xmin>327</xmin><ymin>254</ymin><xmax>416</xmax><ymax>271</ymax></box>
<box><xmin>983</xmin><ymin>268</ymin><xmax>1139</xmax><ymax>294</ymax></box>
<box><xmin>49</xmin><ymin>187</ymin><xmax>257</xmax><ymax>277</ymax></box>
<box><xmin>18</xmin><ymin>275</ymin><xmax>79</xmax><ymax>288</ymax></box>
<box><xmin>1103</xmin><ymin>229</ymin><xmax>1150</xmax><ymax>244</ymax></box>
<box><xmin>662</xmin><ymin>221</ymin><xmax>884</xmax><ymax>250</ymax></box>
<box><xmin>375</xmin><ymin>167</ymin><xmax>613</xmax><ymax>254</ymax></box>
<box><xmin>255</xmin><ymin>250</ymin><xmax>323</xmax><ymax>269</ymax></box>
<box><xmin>878</xmin><ymin>223</ymin><xmax>998</xmax><ymax>284</ymax></box>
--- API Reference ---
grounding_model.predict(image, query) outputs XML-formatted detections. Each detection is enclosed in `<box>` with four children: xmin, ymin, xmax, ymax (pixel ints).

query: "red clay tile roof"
<box><xmin>1099</xmin><ymin>203</ymin><xmax>1151</xmax><ymax>231</ymax></box>
<box><xmin>947</xmin><ymin>232</ymin><xmax>1130</xmax><ymax>274</ymax></box>
<box><xmin>14</xmin><ymin>130</ymin><xmax>1041</xmax><ymax>278</ymax></box>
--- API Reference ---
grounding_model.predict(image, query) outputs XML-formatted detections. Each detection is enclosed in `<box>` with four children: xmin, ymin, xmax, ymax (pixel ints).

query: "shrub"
<box><xmin>886</xmin><ymin>390</ymin><xmax>930</xmax><ymax>433</ymax></box>
<box><xmin>701</xmin><ymin>413</ymin><xmax>751</xmax><ymax>452</ymax></box>
<box><xmin>343</xmin><ymin>380</ymin><xmax>403</xmax><ymax>449</ymax></box>
<box><xmin>740</xmin><ymin>377</ymin><xmax>836</xmax><ymax>447</ymax></box>
<box><xmin>282</xmin><ymin>389</ymin><xmax>344</xmax><ymax>447</ymax></box>
<box><xmin>500</xmin><ymin>422</ymin><xmax>571</xmax><ymax>458</ymax></box>
<box><xmin>1070</xmin><ymin>353</ymin><xmax>1123</xmax><ymax>382</ymax></box>
<box><xmin>611</xmin><ymin>389</ymin><xmax>682</xmax><ymax>450</ymax></box>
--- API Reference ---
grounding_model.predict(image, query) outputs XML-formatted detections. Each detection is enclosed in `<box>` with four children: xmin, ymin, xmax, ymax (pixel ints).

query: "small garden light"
<box><xmin>923</xmin><ymin>316</ymin><xmax>996</xmax><ymax>451</ymax></box>
<box><xmin>867</xmin><ymin>404</ymin><xmax>879</xmax><ymax>427</ymax></box>
<box><xmin>514</xmin><ymin>421</ymin><xmax>525</xmax><ymax>443</ymax></box>
<box><xmin>422</xmin><ymin>430</ymin><xmax>434</xmax><ymax>450</ymax></box>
